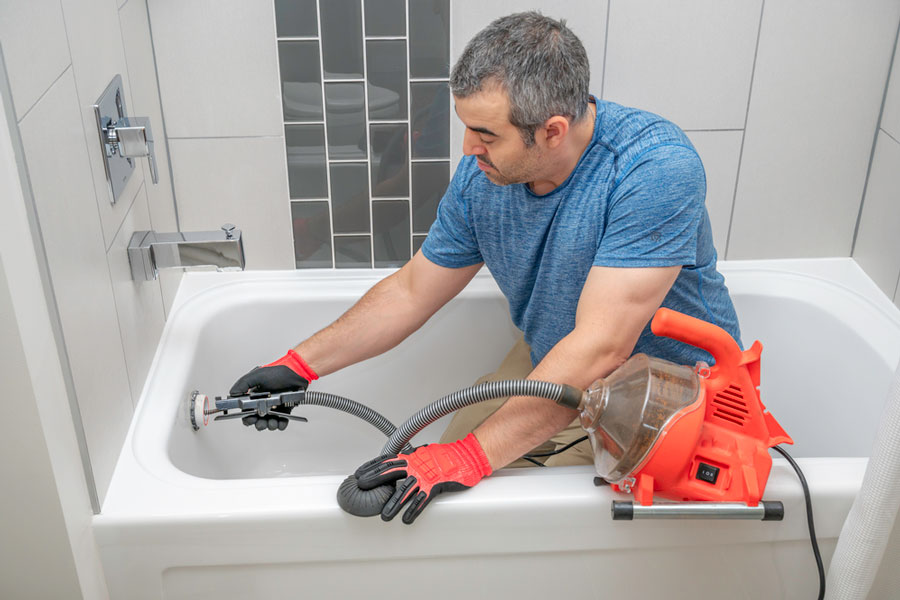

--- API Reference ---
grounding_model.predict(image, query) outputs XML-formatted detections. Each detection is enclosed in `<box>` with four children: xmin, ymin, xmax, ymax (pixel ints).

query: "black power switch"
<box><xmin>696</xmin><ymin>462</ymin><xmax>720</xmax><ymax>484</ymax></box>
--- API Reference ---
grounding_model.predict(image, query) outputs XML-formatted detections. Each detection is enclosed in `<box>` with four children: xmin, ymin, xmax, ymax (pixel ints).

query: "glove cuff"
<box><xmin>266</xmin><ymin>350</ymin><xmax>319</xmax><ymax>381</ymax></box>
<box><xmin>458</xmin><ymin>433</ymin><xmax>493</xmax><ymax>478</ymax></box>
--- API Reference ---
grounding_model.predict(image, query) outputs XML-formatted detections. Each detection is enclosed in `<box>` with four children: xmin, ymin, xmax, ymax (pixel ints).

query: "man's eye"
<box><xmin>481</xmin><ymin>138</ymin><xmax>493</xmax><ymax>145</ymax></box>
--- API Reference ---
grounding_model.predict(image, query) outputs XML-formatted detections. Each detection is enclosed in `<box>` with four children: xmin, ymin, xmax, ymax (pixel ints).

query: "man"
<box><xmin>230</xmin><ymin>12</ymin><xmax>741</xmax><ymax>524</ymax></box>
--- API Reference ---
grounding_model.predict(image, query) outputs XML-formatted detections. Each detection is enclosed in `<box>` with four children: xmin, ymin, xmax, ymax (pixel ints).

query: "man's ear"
<box><xmin>539</xmin><ymin>116</ymin><xmax>570</xmax><ymax>149</ymax></box>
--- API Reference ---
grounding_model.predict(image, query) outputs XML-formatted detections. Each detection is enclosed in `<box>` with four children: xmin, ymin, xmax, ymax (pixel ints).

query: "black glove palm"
<box><xmin>229</xmin><ymin>365</ymin><xmax>309</xmax><ymax>431</ymax></box>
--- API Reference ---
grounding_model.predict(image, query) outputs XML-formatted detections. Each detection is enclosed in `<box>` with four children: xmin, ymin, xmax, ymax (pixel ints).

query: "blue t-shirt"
<box><xmin>421</xmin><ymin>99</ymin><xmax>741</xmax><ymax>367</ymax></box>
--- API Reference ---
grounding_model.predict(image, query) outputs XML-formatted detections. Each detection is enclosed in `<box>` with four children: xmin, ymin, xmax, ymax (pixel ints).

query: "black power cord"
<box><xmin>772</xmin><ymin>445</ymin><xmax>825</xmax><ymax>600</ymax></box>
<box><xmin>522</xmin><ymin>435</ymin><xmax>589</xmax><ymax>466</ymax></box>
<box><xmin>522</xmin><ymin>440</ymin><xmax>824</xmax><ymax>599</ymax></box>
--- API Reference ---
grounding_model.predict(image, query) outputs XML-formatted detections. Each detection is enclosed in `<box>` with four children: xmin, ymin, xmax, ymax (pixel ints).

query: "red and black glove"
<box><xmin>229</xmin><ymin>350</ymin><xmax>318</xmax><ymax>431</ymax></box>
<box><xmin>355</xmin><ymin>433</ymin><xmax>493</xmax><ymax>524</ymax></box>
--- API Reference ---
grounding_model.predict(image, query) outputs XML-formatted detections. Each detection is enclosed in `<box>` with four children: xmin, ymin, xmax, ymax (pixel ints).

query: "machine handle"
<box><xmin>650</xmin><ymin>308</ymin><xmax>742</xmax><ymax>369</ymax></box>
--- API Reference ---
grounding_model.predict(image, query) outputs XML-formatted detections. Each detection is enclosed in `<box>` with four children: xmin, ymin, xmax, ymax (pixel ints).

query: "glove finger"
<box><xmin>242</xmin><ymin>414</ymin><xmax>259</xmax><ymax>427</ymax></box>
<box><xmin>254</xmin><ymin>419</ymin><xmax>267</xmax><ymax>431</ymax></box>
<box><xmin>402</xmin><ymin>489</ymin><xmax>434</xmax><ymax>525</ymax></box>
<box><xmin>276</xmin><ymin>417</ymin><xmax>288</xmax><ymax>431</ymax></box>
<box><xmin>381</xmin><ymin>476</ymin><xmax>419</xmax><ymax>521</ymax></box>
<box><xmin>354</xmin><ymin>454</ymin><xmax>397</xmax><ymax>477</ymax></box>
<box><xmin>356</xmin><ymin>459</ymin><xmax>409</xmax><ymax>490</ymax></box>
<box><xmin>266</xmin><ymin>418</ymin><xmax>278</xmax><ymax>431</ymax></box>
<box><xmin>229</xmin><ymin>367</ymin><xmax>262</xmax><ymax>396</ymax></box>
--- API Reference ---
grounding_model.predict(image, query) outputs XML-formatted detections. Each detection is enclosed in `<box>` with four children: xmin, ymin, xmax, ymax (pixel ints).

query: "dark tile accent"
<box><xmin>413</xmin><ymin>234</ymin><xmax>427</xmax><ymax>255</ymax></box>
<box><xmin>408</xmin><ymin>0</ymin><xmax>449</xmax><ymax>78</ymax></box>
<box><xmin>291</xmin><ymin>201</ymin><xmax>333</xmax><ymax>268</ymax></box>
<box><xmin>278</xmin><ymin>41</ymin><xmax>323</xmax><ymax>122</ymax></box>
<box><xmin>330</xmin><ymin>162</ymin><xmax>370</xmax><ymax>233</ymax></box>
<box><xmin>370</xmin><ymin>123</ymin><xmax>408</xmax><ymax>197</ymax></box>
<box><xmin>324</xmin><ymin>83</ymin><xmax>367</xmax><ymax>159</ymax></box>
<box><xmin>285</xmin><ymin>124</ymin><xmax>327</xmax><ymax>198</ymax></box>
<box><xmin>335</xmin><ymin>235</ymin><xmax>372</xmax><ymax>268</ymax></box>
<box><xmin>410</xmin><ymin>82</ymin><xmax>449</xmax><ymax>159</ymax></box>
<box><xmin>412</xmin><ymin>161</ymin><xmax>448</xmax><ymax>233</ymax></box>
<box><xmin>373</xmin><ymin>200</ymin><xmax>410</xmax><ymax>267</ymax></box>
<box><xmin>320</xmin><ymin>0</ymin><xmax>364</xmax><ymax>79</ymax></box>
<box><xmin>275</xmin><ymin>0</ymin><xmax>318</xmax><ymax>37</ymax></box>
<box><xmin>364</xmin><ymin>0</ymin><xmax>406</xmax><ymax>37</ymax></box>
<box><xmin>366</xmin><ymin>40</ymin><xmax>408</xmax><ymax>120</ymax></box>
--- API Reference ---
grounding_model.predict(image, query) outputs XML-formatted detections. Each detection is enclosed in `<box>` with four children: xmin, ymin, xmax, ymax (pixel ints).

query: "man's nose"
<box><xmin>462</xmin><ymin>128</ymin><xmax>486</xmax><ymax>156</ymax></box>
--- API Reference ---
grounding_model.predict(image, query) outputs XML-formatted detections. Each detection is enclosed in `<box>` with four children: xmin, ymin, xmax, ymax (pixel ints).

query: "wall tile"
<box><xmin>147</xmin><ymin>0</ymin><xmax>282</xmax><ymax>137</ymax></box>
<box><xmin>449</xmin><ymin>0</ymin><xmax>608</xmax><ymax>168</ymax></box>
<box><xmin>0</xmin><ymin>0</ymin><xmax>70</xmax><ymax>119</ymax></box>
<box><xmin>729</xmin><ymin>1</ymin><xmax>900</xmax><ymax>259</ymax></box>
<box><xmin>413</xmin><ymin>234</ymin><xmax>427</xmax><ymax>255</ymax></box>
<box><xmin>604</xmin><ymin>0</ymin><xmax>761</xmax><ymax>130</ymax></box>
<box><xmin>285</xmin><ymin>124</ymin><xmax>328</xmax><ymax>198</ymax></box>
<box><xmin>411</xmin><ymin>82</ymin><xmax>450</xmax><ymax>159</ymax></box>
<box><xmin>685</xmin><ymin>131</ymin><xmax>743</xmax><ymax>257</ymax></box>
<box><xmin>330</xmin><ymin>162</ymin><xmax>370</xmax><ymax>233</ymax></box>
<box><xmin>291</xmin><ymin>201</ymin><xmax>332</xmax><ymax>268</ymax></box>
<box><xmin>412</xmin><ymin>161</ymin><xmax>449</xmax><ymax>233</ymax></box>
<box><xmin>274</xmin><ymin>0</ymin><xmax>317</xmax><ymax>37</ymax></box>
<box><xmin>61</xmin><ymin>0</ymin><xmax>144</xmax><ymax>250</ymax></box>
<box><xmin>373</xmin><ymin>200</ymin><xmax>410</xmax><ymax>267</ymax></box>
<box><xmin>853</xmin><ymin>132</ymin><xmax>900</xmax><ymax>298</ymax></box>
<box><xmin>279</xmin><ymin>41</ymin><xmax>323</xmax><ymax>122</ymax></box>
<box><xmin>367</xmin><ymin>40</ymin><xmax>408</xmax><ymax>120</ymax></box>
<box><xmin>169</xmin><ymin>137</ymin><xmax>294</xmax><ymax>269</ymax></box>
<box><xmin>365</xmin><ymin>0</ymin><xmax>406</xmax><ymax>37</ymax></box>
<box><xmin>408</xmin><ymin>0</ymin><xmax>449</xmax><ymax>78</ymax></box>
<box><xmin>335</xmin><ymin>235</ymin><xmax>371</xmax><ymax>268</ymax></box>
<box><xmin>18</xmin><ymin>71</ymin><xmax>133</xmax><ymax>504</ymax></box>
<box><xmin>325</xmin><ymin>82</ymin><xmax>367</xmax><ymax>159</ymax></box>
<box><xmin>106</xmin><ymin>183</ymin><xmax>166</xmax><ymax>404</ymax></box>
<box><xmin>321</xmin><ymin>0</ymin><xmax>364</xmax><ymax>79</ymax></box>
<box><xmin>370</xmin><ymin>123</ymin><xmax>409</xmax><ymax>197</ymax></box>
<box><xmin>882</xmin><ymin>33</ymin><xmax>900</xmax><ymax>143</ymax></box>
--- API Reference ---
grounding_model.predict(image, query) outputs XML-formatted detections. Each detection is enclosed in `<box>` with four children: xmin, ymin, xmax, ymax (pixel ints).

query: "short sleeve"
<box><xmin>595</xmin><ymin>144</ymin><xmax>706</xmax><ymax>268</ymax></box>
<box><xmin>420</xmin><ymin>162</ymin><xmax>484</xmax><ymax>268</ymax></box>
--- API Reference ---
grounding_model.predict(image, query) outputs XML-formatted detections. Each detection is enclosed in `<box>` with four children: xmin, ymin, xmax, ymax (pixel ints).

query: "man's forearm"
<box><xmin>473</xmin><ymin>330</ymin><xmax>630</xmax><ymax>470</ymax></box>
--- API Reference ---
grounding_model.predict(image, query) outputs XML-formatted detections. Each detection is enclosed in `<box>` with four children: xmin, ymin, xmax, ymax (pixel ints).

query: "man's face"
<box><xmin>454</xmin><ymin>88</ymin><xmax>545</xmax><ymax>186</ymax></box>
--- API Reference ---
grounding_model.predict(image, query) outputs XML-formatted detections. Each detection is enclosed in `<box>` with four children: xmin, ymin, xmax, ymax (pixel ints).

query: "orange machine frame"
<box><xmin>611</xmin><ymin>308</ymin><xmax>794</xmax><ymax>507</ymax></box>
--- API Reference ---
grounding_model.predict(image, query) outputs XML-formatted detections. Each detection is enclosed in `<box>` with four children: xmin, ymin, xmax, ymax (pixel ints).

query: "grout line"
<box><xmin>362</xmin><ymin>0</ymin><xmax>375</xmax><ymax>268</ymax></box>
<box><xmin>168</xmin><ymin>135</ymin><xmax>284</xmax><ymax>140</ymax></box>
<box><xmin>14</xmin><ymin>64</ymin><xmax>71</xmax><ymax>125</ymax></box>
<box><xmin>850</xmin><ymin>17</ymin><xmax>900</xmax><ymax>256</ymax></box>
<box><xmin>882</xmin><ymin>127</ymin><xmax>900</xmax><ymax>145</ymax></box>
<box><xmin>682</xmin><ymin>128</ymin><xmax>745</xmax><ymax>133</ymax></box>
<box><xmin>370</xmin><ymin>119</ymin><xmax>408</xmax><ymax>124</ymax></box>
<box><xmin>600</xmin><ymin>0</ymin><xmax>611</xmax><ymax>99</ymax></box>
<box><xmin>285</xmin><ymin>120</ymin><xmax>325</xmax><ymax>125</ymax></box>
<box><xmin>405</xmin><ymin>0</ymin><xmax>413</xmax><ymax>262</ymax></box>
<box><xmin>724</xmin><ymin>0</ymin><xmax>765</xmax><ymax>260</ymax></box>
<box><xmin>323</xmin><ymin>78</ymin><xmax>365</xmax><ymax>83</ymax></box>
<box><xmin>277</xmin><ymin>36</ymin><xmax>319</xmax><ymax>41</ymax></box>
<box><xmin>334</xmin><ymin>232</ymin><xmax>371</xmax><ymax>237</ymax></box>
<box><xmin>365</xmin><ymin>36</ymin><xmax>406</xmax><ymax>41</ymax></box>
<box><xmin>410</xmin><ymin>77</ymin><xmax>449</xmax><ymax>82</ymax></box>
<box><xmin>411</xmin><ymin>157</ymin><xmax>450</xmax><ymax>162</ymax></box>
<box><xmin>315</xmin><ymin>0</ymin><xmax>335</xmax><ymax>268</ymax></box>
<box><xmin>329</xmin><ymin>158</ymin><xmax>369</xmax><ymax>163</ymax></box>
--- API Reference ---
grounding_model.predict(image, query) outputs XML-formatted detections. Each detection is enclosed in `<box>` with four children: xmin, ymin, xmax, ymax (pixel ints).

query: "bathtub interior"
<box><xmin>164</xmin><ymin>283</ymin><xmax>519</xmax><ymax>479</ymax></box>
<box><xmin>157</xmin><ymin>267</ymin><xmax>900</xmax><ymax>482</ymax></box>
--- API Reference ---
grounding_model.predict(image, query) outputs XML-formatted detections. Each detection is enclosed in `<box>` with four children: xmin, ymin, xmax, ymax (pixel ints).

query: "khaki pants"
<box><xmin>439</xmin><ymin>334</ymin><xmax>594</xmax><ymax>468</ymax></box>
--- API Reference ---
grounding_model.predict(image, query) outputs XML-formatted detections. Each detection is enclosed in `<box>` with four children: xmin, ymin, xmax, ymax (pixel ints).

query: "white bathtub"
<box><xmin>95</xmin><ymin>258</ymin><xmax>900</xmax><ymax>600</ymax></box>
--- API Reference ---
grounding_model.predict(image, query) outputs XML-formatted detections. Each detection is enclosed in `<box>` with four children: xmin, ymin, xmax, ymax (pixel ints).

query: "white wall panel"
<box><xmin>729</xmin><ymin>1</ymin><xmax>900</xmax><ymax>259</ymax></box>
<box><xmin>449</xmin><ymin>0</ymin><xmax>608</xmax><ymax>169</ymax></box>
<box><xmin>107</xmin><ymin>183</ymin><xmax>166</xmax><ymax>405</ymax></box>
<box><xmin>60</xmin><ymin>0</ymin><xmax>144</xmax><ymax>249</ymax></box>
<box><xmin>0</xmin><ymin>0</ymin><xmax>70</xmax><ymax>119</ymax></box>
<box><xmin>18</xmin><ymin>71</ymin><xmax>133</xmax><ymax>505</ymax></box>
<box><xmin>604</xmin><ymin>0</ymin><xmax>761</xmax><ymax>131</ymax></box>
<box><xmin>147</xmin><ymin>0</ymin><xmax>282</xmax><ymax>138</ymax></box>
<box><xmin>881</xmin><ymin>31</ymin><xmax>900</xmax><ymax>143</ymax></box>
<box><xmin>169</xmin><ymin>137</ymin><xmax>294</xmax><ymax>269</ymax></box>
<box><xmin>685</xmin><ymin>131</ymin><xmax>743</xmax><ymax>256</ymax></box>
<box><xmin>853</xmin><ymin>132</ymin><xmax>900</xmax><ymax>299</ymax></box>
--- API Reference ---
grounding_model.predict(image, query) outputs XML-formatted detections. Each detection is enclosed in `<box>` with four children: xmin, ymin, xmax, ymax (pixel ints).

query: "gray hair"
<box><xmin>450</xmin><ymin>12</ymin><xmax>590</xmax><ymax>146</ymax></box>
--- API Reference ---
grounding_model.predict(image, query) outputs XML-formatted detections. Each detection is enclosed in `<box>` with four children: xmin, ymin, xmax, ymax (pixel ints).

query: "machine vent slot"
<box><xmin>712</xmin><ymin>385</ymin><xmax>747</xmax><ymax>427</ymax></box>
